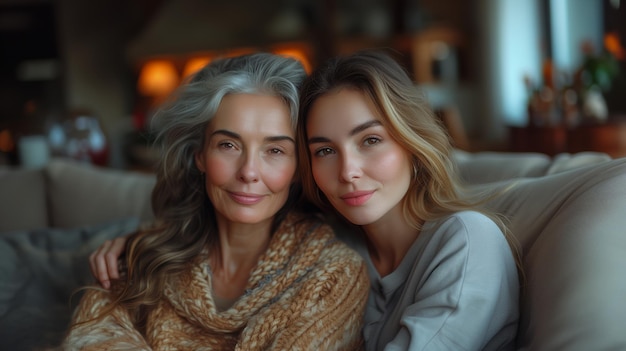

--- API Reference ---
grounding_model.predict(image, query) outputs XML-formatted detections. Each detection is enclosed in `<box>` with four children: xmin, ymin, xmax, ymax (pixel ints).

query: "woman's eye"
<box><xmin>313</xmin><ymin>147</ymin><xmax>334</xmax><ymax>157</ymax></box>
<box><xmin>364</xmin><ymin>137</ymin><xmax>381</xmax><ymax>146</ymax></box>
<box><xmin>269</xmin><ymin>148</ymin><xmax>284</xmax><ymax>155</ymax></box>
<box><xmin>218</xmin><ymin>142</ymin><xmax>235</xmax><ymax>150</ymax></box>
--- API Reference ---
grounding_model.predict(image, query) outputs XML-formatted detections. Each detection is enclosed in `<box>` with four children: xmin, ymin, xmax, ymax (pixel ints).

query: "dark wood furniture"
<box><xmin>509</xmin><ymin>119</ymin><xmax>626</xmax><ymax>158</ymax></box>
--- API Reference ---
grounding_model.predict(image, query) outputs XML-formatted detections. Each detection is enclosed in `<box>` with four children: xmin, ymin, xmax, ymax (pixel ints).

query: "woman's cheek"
<box><xmin>311</xmin><ymin>161</ymin><xmax>332</xmax><ymax>193</ymax></box>
<box><xmin>371</xmin><ymin>149</ymin><xmax>411</xmax><ymax>181</ymax></box>
<box><xmin>265</xmin><ymin>159</ymin><xmax>297</xmax><ymax>192</ymax></box>
<box><xmin>205</xmin><ymin>156</ymin><xmax>232</xmax><ymax>186</ymax></box>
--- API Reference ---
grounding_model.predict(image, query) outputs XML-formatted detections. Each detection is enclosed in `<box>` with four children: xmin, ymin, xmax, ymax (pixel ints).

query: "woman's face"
<box><xmin>195</xmin><ymin>93</ymin><xmax>296</xmax><ymax>226</ymax></box>
<box><xmin>306</xmin><ymin>88</ymin><xmax>413</xmax><ymax>226</ymax></box>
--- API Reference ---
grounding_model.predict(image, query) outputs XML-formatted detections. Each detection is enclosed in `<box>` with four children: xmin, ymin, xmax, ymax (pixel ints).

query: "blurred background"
<box><xmin>1</xmin><ymin>0</ymin><xmax>625</xmax><ymax>170</ymax></box>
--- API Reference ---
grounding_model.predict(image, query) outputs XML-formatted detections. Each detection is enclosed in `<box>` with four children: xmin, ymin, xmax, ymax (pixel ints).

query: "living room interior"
<box><xmin>0</xmin><ymin>0</ymin><xmax>625</xmax><ymax>171</ymax></box>
<box><xmin>1</xmin><ymin>1</ymin><xmax>626</xmax><ymax>350</ymax></box>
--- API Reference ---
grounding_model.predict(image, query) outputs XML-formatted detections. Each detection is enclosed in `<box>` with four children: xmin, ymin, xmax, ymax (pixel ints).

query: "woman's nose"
<box><xmin>238</xmin><ymin>152</ymin><xmax>259</xmax><ymax>183</ymax></box>
<box><xmin>339</xmin><ymin>153</ymin><xmax>362</xmax><ymax>183</ymax></box>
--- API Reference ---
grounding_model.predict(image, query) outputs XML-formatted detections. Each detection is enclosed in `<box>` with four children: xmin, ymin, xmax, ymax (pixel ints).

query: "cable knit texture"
<box><xmin>63</xmin><ymin>212</ymin><xmax>369</xmax><ymax>350</ymax></box>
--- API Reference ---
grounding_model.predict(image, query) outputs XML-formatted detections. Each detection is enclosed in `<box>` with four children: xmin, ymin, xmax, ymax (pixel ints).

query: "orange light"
<box><xmin>604</xmin><ymin>32</ymin><xmax>625</xmax><ymax>60</ymax></box>
<box><xmin>272</xmin><ymin>46</ymin><xmax>312</xmax><ymax>74</ymax></box>
<box><xmin>0</xmin><ymin>129</ymin><xmax>14</xmax><ymax>153</ymax></box>
<box><xmin>137</xmin><ymin>60</ymin><xmax>180</xmax><ymax>97</ymax></box>
<box><xmin>182</xmin><ymin>56</ymin><xmax>213</xmax><ymax>79</ymax></box>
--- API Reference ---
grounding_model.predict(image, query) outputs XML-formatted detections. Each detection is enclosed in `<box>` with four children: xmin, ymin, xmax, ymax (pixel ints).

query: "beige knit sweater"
<box><xmin>63</xmin><ymin>212</ymin><xmax>369</xmax><ymax>350</ymax></box>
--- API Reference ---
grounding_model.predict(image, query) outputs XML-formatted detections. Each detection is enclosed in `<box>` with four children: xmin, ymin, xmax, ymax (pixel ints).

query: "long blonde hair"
<box><xmin>297</xmin><ymin>50</ymin><xmax>522</xmax><ymax>270</ymax></box>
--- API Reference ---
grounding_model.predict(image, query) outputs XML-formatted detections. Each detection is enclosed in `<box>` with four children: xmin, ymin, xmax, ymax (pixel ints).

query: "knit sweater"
<box><xmin>63</xmin><ymin>212</ymin><xmax>369</xmax><ymax>350</ymax></box>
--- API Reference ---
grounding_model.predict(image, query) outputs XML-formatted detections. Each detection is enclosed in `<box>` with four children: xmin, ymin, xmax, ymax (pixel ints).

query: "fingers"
<box><xmin>88</xmin><ymin>236</ymin><xmax>128</xmax><ymax>290</ymax></box>
<box><xmin>106</xmin><ymin>237</ymin><xmax>127</xmax><ymax>280</ymax></box>
<box><xmin>90</xmin><ymin>239</ymin><xmax>113</xmax><ymax>289</ymax></box>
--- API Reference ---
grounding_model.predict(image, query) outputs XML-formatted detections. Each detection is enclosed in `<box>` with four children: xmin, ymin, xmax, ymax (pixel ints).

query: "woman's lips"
<box><xmin>229</xmin><ymin>192</ymin><xmax>264</xmax><ymax>205</ymax></box>
<box><xmin>340</xmin><ymin>191</ymin><xmax>374</xmax><ymax>206</ymax></box>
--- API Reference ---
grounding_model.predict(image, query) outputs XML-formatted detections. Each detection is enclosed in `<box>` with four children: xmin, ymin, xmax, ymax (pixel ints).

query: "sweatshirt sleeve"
<box><xmin>62</xmin><ymin>288</ymin><xmax>151</xmax><ymax>351</ymax></box>
<box><xmin>384</xmin><ymin>212</ymin><xmax>519</xmax><ymax>351</ymax></box>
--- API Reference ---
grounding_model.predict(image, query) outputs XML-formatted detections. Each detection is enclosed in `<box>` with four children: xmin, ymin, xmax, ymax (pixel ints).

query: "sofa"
<box><xmin>0</xmin><ymin>151</ymin><xmax>624</xmax><ymax>350</ymax></box>
<box><xmin>0</xmin><ymin>160</ymin><xmax>156</xmax><ymax>350</ymax></box>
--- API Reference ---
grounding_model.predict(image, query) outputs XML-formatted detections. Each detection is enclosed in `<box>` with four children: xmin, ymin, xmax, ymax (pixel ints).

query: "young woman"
<box><xmin>63</xmin><ymin>53</ymin><xmax>369</xmax><ymax>350</ymax></box>
<box><xmin>296</xmin><ymin>50</ymin><xmax>520</xmax><ymax>350</ymax></box>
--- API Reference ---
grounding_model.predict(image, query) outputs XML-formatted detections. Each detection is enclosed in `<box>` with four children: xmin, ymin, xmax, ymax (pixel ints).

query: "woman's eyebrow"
<box><xmin>308</xmin><ymin>120</ymin><xmax>382</xmax><ymax>144</ymax></box>
<box><xmin>308</xmin><ymin>136</ymin><xmax>330</xmax><ymax>144</ymax></box>
<box><xmin>266</xmin><ymin>135</ymin><xmax>295</xmax><ymax>144</ymax></box>
<box><xmin>211</xmin><ymin>129</ymin><xmax>240</xmax><ymax>139</ymax></box>
<box><xmin>350</xmin><ymin>120</ymin><xmax>382</xmax><ymax>136</ymax></box>
<box><xmin>211</xmin><ymin>130</ymin><xmax>294</xmax><ymax>144</ymax></box>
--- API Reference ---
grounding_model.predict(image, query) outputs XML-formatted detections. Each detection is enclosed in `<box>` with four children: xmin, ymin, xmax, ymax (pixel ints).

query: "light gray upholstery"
<box><xmin>453</xmin><ymin>149</ymin><xmax>612</xmax><ymax>184</ymax></box>
<box><xmin>0</xmin><ymin>167</ymin><xmax>48</xmax><ymax>231</ymax></box>
<box><xmin>0</xmin><ymin>158</ymin><xmax>155</xmax><ymax>230</ymax></box>
<box><xmin>45</xmin><ymin>159</ymin><xmax>155</xmax><ymax>228</ymax></box>
<box><xmin>473</xmin><ymin>159</ymin><xmax>626</xmax><ymax>350</ymax></box>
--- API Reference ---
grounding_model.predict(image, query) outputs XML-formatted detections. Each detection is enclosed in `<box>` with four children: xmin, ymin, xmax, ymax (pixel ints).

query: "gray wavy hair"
<box><xmin>116</xmin><ymin>53</ymin><xmax>307</xmax><ymax>325</ymax></box>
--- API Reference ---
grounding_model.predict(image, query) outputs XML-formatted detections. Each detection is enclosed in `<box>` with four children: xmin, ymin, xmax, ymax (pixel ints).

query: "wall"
<box><xmin>551</xmin><ymin>0</ymin><xmax>604</xmax><ymax>73</ymax></box>
<box><xmin>478</xmin><ymin>0</ymin><xmax>544</xmax><ymax>140</ymax></box>
<box><xmin>57</xmin><ymin>0</ymin><xmax>134</xmax><ymax>168</ymax></box>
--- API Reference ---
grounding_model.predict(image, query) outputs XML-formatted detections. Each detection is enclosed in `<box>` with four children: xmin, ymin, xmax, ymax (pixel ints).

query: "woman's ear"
<box><xmin>194</xmin><ymin>151</ymin><xmax>206</xmax><ymax>173</ymax></box>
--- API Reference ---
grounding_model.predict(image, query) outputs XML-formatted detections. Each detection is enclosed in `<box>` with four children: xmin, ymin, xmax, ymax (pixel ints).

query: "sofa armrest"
<box><xmin>476</xmin><ymin>158</ymin><xmax>626</xmax><ymax>350</ymax></box>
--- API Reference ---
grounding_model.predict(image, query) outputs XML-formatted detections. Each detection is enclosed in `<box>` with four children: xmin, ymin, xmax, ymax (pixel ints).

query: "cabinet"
<box><xmin>567</xmin><ymin>122</ymin><xmax>626</xmax><ymax>158</ymax></box>
<box><xmin>509</xmin><ymin>120</ymin><xmax>626</xmax><ymax>158</ymax></box>
<box><xmin>508</xmin><ymin>125</ymin><xmax>568</xmax><ymax>156</ymax></box>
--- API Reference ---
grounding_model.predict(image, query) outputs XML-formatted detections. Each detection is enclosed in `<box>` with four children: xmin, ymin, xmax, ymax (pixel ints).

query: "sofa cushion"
<box><xmin>475</xmin><ymin>158</ymin><xmax>626</xmax><ymax>350</ymax></box>
<box><xmin>0</xmin><ymin>167</ymin><xmax>48</xmax><ymax>231</ymax></box>
<box><xmin>45</xmin><ymin>159</ymin><xmax>156</xmax><ymax>228</ymax></box>
<box><xmin>453</xmin><ymin>150</ymin><xmax>552</xmax><ymax>184</ymax></box>
<box><xmin>453</xmin><ymin>150</ymin><xmax>612</xmax><ymax>184</ymax></box>
<box><xmin>0</xmin><ymin>217</ymin><xmax>140</xmax><ymax>351</ymax></box>
<box><xmin>545</xmin><ymin>151</ymin><xmax>612</xmax><ymax>174</ymax></box>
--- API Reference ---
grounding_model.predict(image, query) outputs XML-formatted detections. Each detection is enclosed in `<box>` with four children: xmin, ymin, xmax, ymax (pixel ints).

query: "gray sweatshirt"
<box><xmin>344</xmin><ymin>211</ymin><xmax>519</xmax><ymax>351</ymax></box>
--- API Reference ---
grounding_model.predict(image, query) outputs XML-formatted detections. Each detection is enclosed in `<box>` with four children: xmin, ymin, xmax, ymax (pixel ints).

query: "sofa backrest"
<box><xmin>45</xmin><ymin>159</ymin><xmax>156</xmax><ymax>228</ymax></box>
<box><xmin>0</xmin><ymin>167</ymin><xmax>49</xmax><ymax>231</ymax></box>
<box><xmin>453</xmin><ymin>150</ymin><xmax>612</xmax><ymax>184</ymax></box>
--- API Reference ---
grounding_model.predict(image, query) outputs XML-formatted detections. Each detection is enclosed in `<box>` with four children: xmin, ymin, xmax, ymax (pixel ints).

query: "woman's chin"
<box><xmin>337</xmin><ymin>211</ymin><xmax>378</xmax><ymax>227</ymax></box>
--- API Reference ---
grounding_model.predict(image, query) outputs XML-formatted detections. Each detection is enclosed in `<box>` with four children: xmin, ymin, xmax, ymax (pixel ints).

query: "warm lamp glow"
<box><xmin>604</xmin><ymin>32</ymin><xmax>625</xmax><ymax>60</ymax></box>
<box><xmin>183</xmin><ymin>57</ymin><xmax>213</xmax><ymax>78</ymax></box>
<box><xmin>273</xmin><ymin>47</ymin><xmax>312</xmax><ymax>74</ymax></box>
<box><xmin>137</xmin><ymin>60</ymin><xmax>180</xmax><ymax>97</ymax></box>
<box><xmin>0</xmin><ymin>129</ymin><xmax>14</xmax><ymax>152</ymax></box>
